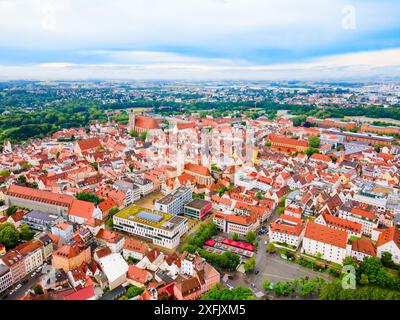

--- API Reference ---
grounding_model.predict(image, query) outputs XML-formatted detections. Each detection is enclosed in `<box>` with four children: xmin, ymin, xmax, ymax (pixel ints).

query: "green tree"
<box><xmin>243</xmin><ymin>257</ymin><xmax>256</xmax><ymax>273</ymax></box>
<box><xmin>360</xmin><ymin>274</ymin><xmax>369</xmax><ymax>285</ymax></box>
<box><xmin>342</xmin><ymin>256</ymin><xmax>357</xmax><ymax>268</ymax></box>
<box><xmin>245</xmin><ymin>231</ymin><xmax>256</xmax><ymax>244</ymax></box>
<box><xmin>273</xmin><ymin>282</ymin><xmax>294</xmax><ymax>296</ymax></box>
<box><xmin>266</xmin><ymin>242</ymin><xmax>276</xmax><ymax>254</ymax></box>
<box><xmin>231</xmin><ymin>232</ymin><xmax>239</xmax><ymax>241</ymax></box>
<box><xmin>299</xmin><ymin>279</ymin><xmax>318</xmax><ymax>297</ymax></box>
<box><xmin>75</xmin><ymin>192</ymin><xmax>103</xmax><ymax>204</ymax></box>
<box><xmin>140</xmin><ymin>131</ymin><xmax>148</xmax><ymax>141</ymax></box>
<box><xmin>304</xmin><ymin>147</ymin><xmax>320</xmax><ymax>157</ymax></box>
<box><xmin>5</xmin><ymin>205</ymin><xmax>18</xmax><ymax>216</ymax></box>
<box><xmin>109</xmin><ymin>207</ymin><xmax>119</xmax><ymax>216</ymax></box>
<box><xmin>33</xmin><ymin>284</ymin><xmax>44</xmax><ymax>295</ymax></box>
<box><xmin>0</xmin><ymin>223</ymin><xmax>20</xmax><ymax>249</ymax></box>
<box><xmin>91</xmin><ymin>162</ymin><xmax>99</xmax><ymax>171</ymax></box>
<box><xmin>18</xmin><ymin>175</ymin><xmax>27</xmax><ymax>184</ymax></box>
<box><xmin>358</xmin><ymin>257</ymin><xmax>397</xmax><ymax>289</ymax></box>
<box><xmin>126</xmin><ymin>285</ymin><xmax>144</xmax><ymax>298</ymax></box>
<box><xmin>381</xmin><ymin>252</ymin><xmax>397</xmax><ymax>269</ymax></box>
<box><xmin>201</xmin><ymin>284</ymin><xmax>254</xmax><ymax>300</ymax></box>
<box><xmin>308</xmin><ymin>136</ymin><xmax>320</xmax><ymax>148</ymax></box>
<box><xmin>129</xmin><ymin>129</ymin><xmax>138</xmax><ymax>138</ymax></box>
<box><xmin>19</xmin><ymin>224</ymin><xmax>35</xmax><ymax>241</ymax></box>
<box><xmin>262</xmin><ymin>279</ymin><xmax>271</xmax><ymax>291</ymax></box>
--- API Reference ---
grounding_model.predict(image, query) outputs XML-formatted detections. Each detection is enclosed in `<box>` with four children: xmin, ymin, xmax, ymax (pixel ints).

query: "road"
<box><xmin>1</xmin><ymin>269</ymin><xmax>43</xmax><ymax>300</ymax></box>
<box><xmin>223</xmin><ymin>207</ymin><xmax>331</xmax><ymax>299</ymax></box>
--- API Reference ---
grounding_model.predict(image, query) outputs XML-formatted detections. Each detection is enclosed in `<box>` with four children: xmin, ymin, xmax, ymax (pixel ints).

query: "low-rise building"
<box><xmin>155</xmin><ymin>186</ymin><xmax>192</xmax><ymax>216</ymax></box>
<box><xmin>0</xmin><ymin>262</ymin><xmax>13</xmax><ymax>293</ymax></box>
<box><xmin>376</xmin><ymin>227</ymin><xmax>400</xmax><ymax>264</ymax></box>
<box><xmin>16</xmin><ymin>240</ymin><xmax>44</xmax><ymax>274</ymax></box>
<box><xmin>22</xmin><ymin>210</ymin><xmax>62</xmax><ymax>231</ymax></box>
<box><xmin>122</xmin><ymin>237</ymin><xmax>149</xmax><ymax>261</ymax></box>
<box><xmin>347</xmin><ymin>237</ymin><xmax>377</xmax><ymax>261</ymax></box>
<box><xmin>269</xmin><ymin>214</ymin><xmax>305</xmax><ymax>248</ymax></box>
<box><xmin>98</xmin><ymin>253</ymin><xmax>129</xmax><ymax>291</ymax></box>
<box><xmin>95</xmin><ymin>229</ymin><xmax>125</xmax><ymax>253</ymax></box>
<box><xmin>113</xmin><ymin>205</ymin><xmax>188</xmax><ymax>249</ymax></box>
<box><xmin>183</xmin><ymin>199</ymin><xmax>213</xmax><ymax>220</ymax></box>
<box><xmin>302</xmin><ymin>221</ymin><xmax>348</xmax><ymax>264</ymax></box>
<box><xmin>52</xmin><ymin>243</ymin><xmax>91</xmax><ymax>272</ymax></box>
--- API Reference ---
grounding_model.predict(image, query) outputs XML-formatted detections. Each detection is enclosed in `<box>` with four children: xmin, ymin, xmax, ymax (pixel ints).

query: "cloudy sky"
<box><xmin>0</xmin><ymin>0</ymin><xmax>400</xmax><ymax>80</ymax></box>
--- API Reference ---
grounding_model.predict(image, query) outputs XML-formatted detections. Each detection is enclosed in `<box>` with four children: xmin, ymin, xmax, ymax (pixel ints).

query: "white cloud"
<box><xmin>1</xmin><ymin>48</ymin><xmax>399</xmax><ymax>80</ymax></box>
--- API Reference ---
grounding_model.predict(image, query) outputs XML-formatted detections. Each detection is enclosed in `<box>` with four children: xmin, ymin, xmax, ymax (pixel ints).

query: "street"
<box><xmin>1</xmin><ymin>269</ymin><xmax>43</xmax><ymax>300</ymax></box>
<box><xmin>223</xmin><ymin>208</ymin><xmax>331</xmax><ymax>299</ymax></box>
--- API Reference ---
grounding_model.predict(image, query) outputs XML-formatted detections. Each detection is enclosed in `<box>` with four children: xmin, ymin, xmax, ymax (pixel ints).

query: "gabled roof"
<box><xmin>135</xmin><ymin>116</ymin><xmax>160</xmax><ymax>130</ymax></box>
<box><xmin>68</xmin><ymin>199</ymin><xmax>95</xmax><ymax>220</ymax></box>
<box><xmin>351</xmin><ymin>237</ymin><xmax>376</xmax><ymax>256</ymax></box>
<box><xmin>304</xmin><ymin>221</ymin><xmax>348</xmax><ymax>249</ymax></box>
<box><xmin>77</xmin><ymin>138</ymin><xmax>101</xmax><ymax>151</ymax></box>
<box><xmin>64</xmin><ymin>285</ymin><xmax>95</xmax><ymax>300</ymax></box>
<box><xmin>184</xmin><ymin>163</ymin><xmax>211</xmax><ymax>177</ymax></box>
<box><xmin>376</xmin><ymin>226</ymin><xmax>400</xmax><ymax>249</ymax></box>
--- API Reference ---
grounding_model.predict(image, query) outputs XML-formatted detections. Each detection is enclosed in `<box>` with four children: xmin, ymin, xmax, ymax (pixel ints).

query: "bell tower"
<box><xmin>128</xmin><ymin>109</ymin><xmax>136</xmax><ymax>132</ymax></box>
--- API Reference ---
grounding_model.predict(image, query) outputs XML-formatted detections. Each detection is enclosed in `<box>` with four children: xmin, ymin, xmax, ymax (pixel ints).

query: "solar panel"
<box><xmin>137</xmin><ymin>211</ymin><xmax>163</xmax><ymax>223</ymax></box>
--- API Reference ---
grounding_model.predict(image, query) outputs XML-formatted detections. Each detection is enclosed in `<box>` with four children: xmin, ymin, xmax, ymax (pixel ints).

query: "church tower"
<box><xmin>128</xmin><ymin>109</ymin><xmax>136</xmax><ymax>132</ymax></box>
<box><xmin>176</xmin><ymin>148</ymin><xmax>185</xmax><ymax>176</ymax></box>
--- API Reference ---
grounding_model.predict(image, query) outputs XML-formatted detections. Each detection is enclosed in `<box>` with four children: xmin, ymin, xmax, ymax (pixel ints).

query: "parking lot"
<box><xmin>224</xmin><ymin>234</ymin><xmax>331</xmax><ymax>299</ymax></box>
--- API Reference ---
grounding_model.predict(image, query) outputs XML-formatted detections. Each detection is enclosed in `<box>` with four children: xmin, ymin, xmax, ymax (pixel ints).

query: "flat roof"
<box><xmin>185</xmin><ymin>199</ymin><xmax>211</xmax><ymax>210</ymax></box>
<box><xmin>156</xmin><ymin>187</ymin><xmax>191</xmax><ymax>205</ymax></box>
<box><xmin>115</xmin><ymin>205</ymin><xmax>186</xmax><ymax>230</ymax></box>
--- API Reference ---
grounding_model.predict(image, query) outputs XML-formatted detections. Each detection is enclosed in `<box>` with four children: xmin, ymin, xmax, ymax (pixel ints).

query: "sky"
<box><xmin>0</xmin><ymin>0</ymin><xmax>400</xmax><ymax>80</ymax></box>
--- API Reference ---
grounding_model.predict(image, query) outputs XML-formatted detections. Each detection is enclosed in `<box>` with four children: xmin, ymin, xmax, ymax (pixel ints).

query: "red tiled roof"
<box><xmin>184</xmin><ymin>163</ymin><xmax>211</xmax><ymax>177</ymax></box>
<box><xmin>68</xmin><ymin>199</ymin><xmax>95</xmax><ymax>219</ymax></box>
<box><xmin>96</xmin><ymin>228</ymin><xmax>123</xmax><ymax>244</ymax></box>
<box><xmin>304</xmin><ymin>221</ymin><xmax>348</xmax><ymax>249</ymax></box>
<box><xmin>310</xmin><ymin>153</ymin><xmax>332</xmax><ymax>162</ymax></box>
<box><xmin>77</xmin><ymin>138</ymin><xmax>101</xmax><ymax>151</ymax></box>
<box><xmin>127</xmin><ymin>265</ymin><xmax>149</xmax><ymax>284</ymax></box>
<box><xmin>6</xmin><ymin>185</ymin><xmax>74</xmax><ymax>207</ymax></box>
<box><xmin>351</xmin><ymin>237</ymin><xmax>376</xmax><ymax>256</ymax></box>
<box><xmin>350</xmin><ymin>208</ymin><xmax>376</xmax><ymax>220</ymax></box>
<box><xmin>270</xmin><ymin>134</ymin><xmax>308</xmax><ymax>147</ymax></box>
<box><xmin>94</xmin><ymin>247</ymin><xmax>112</xmax><ymax>259</ymax></box>
<box><xmin>135</xmin><ymin>116</ymin><xmax>160</xmax><ymax>130</ymax></box>
<box><xmin>123</xmin><ymin>237</ymin><xmax>149</xmax><ymax>254</ymax></box>
<box><xmin>376</xmin><ymin>226</ymin><xmax>400</xmax><ymax>249</ymax></box>
<box><xmin>64</xmin><ymin>285</ymin><xmax>95</xmax><ymax>300</ymax></box>
<box><xmin>321</xmin><ymin>213</ymin><xmax>362</xmax><ymax>234</ymax></box>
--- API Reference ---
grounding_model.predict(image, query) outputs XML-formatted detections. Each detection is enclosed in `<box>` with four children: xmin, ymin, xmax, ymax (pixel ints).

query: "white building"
<box><xmin>113</xmin><ymin>205</ymin><xmax>188</xmax><ymax>249</ymax></box>
<box><xmin>302</xmin><ymin>221</ymin><xmax>348</xmax><ymax>264</ymax></box>
<box><xmin>0</xmin><ymin>263</ymin><xmax>13</xmax><ymax>293</ymax></box>
<box><xmin>154</xmin><ymin>186</ymin><xmax>192</xmax><ymax>215</ymax></box>
<box><xmin>98</xmin><ymin>253</ymin><xmax>129</xmax><ymax>291</ymax></box>
<box><xmin>376</xmin><ymin>227</ymin><xmax>400</xmax><ymax>264</ymax></box>
<box><xmin>113</xmin><ymin>180</ymin><xmax>141</xmax><ymax>205</ymax></box>
<box><xmin>269</xmin><ymin>214</ymin><xmax>305</xmax><ymax>248</ymax></box>
<box><xmin>17</xmin><ymin>240</ymin><xmax>44</xmax><ymax>274</ymax></box>
<box><xmin>133</xmin><ymin>177</ymin><xmax>153</xmax><ymax>197</ymax></box>
<box><xmin>347</xmin><ymin>237</ymin><xmax>377</xmax><ymax>262</ymax></box>
<box><xmin>338</xmin><ymin>205</ymin><xmax>378</xmax><ymax>236</ymax></box>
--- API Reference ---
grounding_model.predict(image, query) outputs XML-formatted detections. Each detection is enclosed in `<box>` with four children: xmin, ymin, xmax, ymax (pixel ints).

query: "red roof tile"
<box><xmin>304</xmin><ymin>221</ymin><xmax>348</xmax><ymax>249</ymax></box>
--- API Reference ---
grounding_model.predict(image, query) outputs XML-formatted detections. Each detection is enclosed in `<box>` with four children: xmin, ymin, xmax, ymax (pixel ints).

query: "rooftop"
<box><xmin>185</xmin><ymin>199</ymin><xmax>211</xmax><ymax>210</ymax></box>
<box><xmin>115</xmin><ymin>205</ymin><xmax>186</xmax><ymax>230</ymax></box>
